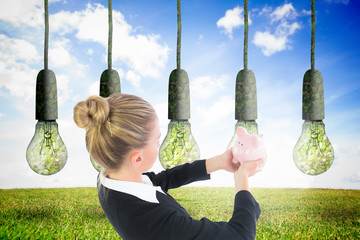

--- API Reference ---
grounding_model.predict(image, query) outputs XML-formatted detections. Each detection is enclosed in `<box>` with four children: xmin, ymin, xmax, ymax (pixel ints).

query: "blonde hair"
<box><xmin>73</xmin><ymin>93</ymin><xmax>156</xmax><ymax>171</ymax></box>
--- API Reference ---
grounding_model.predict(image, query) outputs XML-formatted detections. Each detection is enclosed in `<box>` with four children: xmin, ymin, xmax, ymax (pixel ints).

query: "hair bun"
<box><xmin>73</xmin><ymin>95</ymin><xmax>110</xmax><ymax>129</ymax></box>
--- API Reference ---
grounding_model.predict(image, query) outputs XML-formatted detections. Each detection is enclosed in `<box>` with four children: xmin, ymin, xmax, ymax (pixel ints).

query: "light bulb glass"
<box><xmin>159</xmin><ymin>120</ymin><xmax>200</xmax><ymax>169</ymax></box>
<box><xmin>227</xmin><ymin>120</ymin><xmax>258</xmax><ymax>150</ymax></box>
<box><xmin>293</xmin><ymin>120</ymin><xmax>334</xmax><ymax>175</ymax></box>
<box><xmin>90</xmin><ymin>155</ymin><xmax>102</xmax><ymax>172</ymax></box>
<box><xmin>26</xmin><ymin>121</ymin><xmax>67</xmax><ymax>175</ymax></box>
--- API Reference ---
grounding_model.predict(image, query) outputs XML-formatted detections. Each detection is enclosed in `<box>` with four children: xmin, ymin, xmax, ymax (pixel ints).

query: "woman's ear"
<box><xmin>129</xmin><ymin>150</ymin><xmax>143</xmax><ymax>167</ymax></box>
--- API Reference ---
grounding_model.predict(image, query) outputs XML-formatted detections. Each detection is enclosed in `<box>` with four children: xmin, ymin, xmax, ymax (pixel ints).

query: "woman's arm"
<box><xmin>101</xmin><ymin>186</ymin><xmax>261</xmax><ymax>240</ymax></box>
<box><xmin>145</xmin><ymin>149</ymin><xmax>263</xmax><ymax>192</ymax></box>
<box><xmin>205</xmin><ymin>148</ymin><xmax>237</xmax><ymax>174</ymax></box>
<box><xmin>206</xmin><ymin>149</ymin><xmax>264</xmax><ymax>192</ymax></box>
<box><xmin>143</xmin><ymin>160</ymin><xmax>210</xmax><ymax>192</ymax></box>
<box><xmin>234</xmin><ymin>160</ymin><xmax>263</xmax><ymax>192</ymax></box>
<box><xmin>142</xmin><ymin>190</ymin><xmax>260</xmax><ymax>240</ymax></box>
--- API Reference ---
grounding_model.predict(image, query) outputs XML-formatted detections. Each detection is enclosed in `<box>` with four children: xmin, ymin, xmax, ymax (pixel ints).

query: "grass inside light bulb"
<box><xmin>159</xmin><ymin>120</ymin><xmax>200</xmax><ymax>169</ymax></box>
<box><xmin>26</xmin><ymin>121</ymin><xmax>67</xmax><ymax>175</ymax></box>
<box><xmin>293</xmin><ymin>120</ymin><xmax>334</xmax><ymax>175</ymax></box>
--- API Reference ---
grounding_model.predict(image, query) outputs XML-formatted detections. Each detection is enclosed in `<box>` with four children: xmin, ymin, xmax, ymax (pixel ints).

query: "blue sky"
<box><xmin>0</xmin><ymin>0</ymin><xmax>359</xmax><ymax>189</ymax></box>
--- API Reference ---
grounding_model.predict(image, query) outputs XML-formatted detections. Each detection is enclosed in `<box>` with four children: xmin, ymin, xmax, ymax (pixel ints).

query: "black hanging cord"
<box><xmin>311</xmin><ymin>0</ymin><xmax>315</xmax><ymax>70</ymax></box>
<box><xmin>44</xmin><ymin>0</ymin><xmax>49</xmax><ymax>70</ymax></box>
<box><xmin>177</xmin><ymin>0</ymin><xmax>181</xmax><ymax>70</ymax></box>
<box><xmin>108</xmin><ymin>0</ymin><xmax>113</xmax><ymax>70</ymax></box>
<box><xmin>244</xmin><ymin>0</ymin><xmax>248</xmax><ymax>70</ymax></box>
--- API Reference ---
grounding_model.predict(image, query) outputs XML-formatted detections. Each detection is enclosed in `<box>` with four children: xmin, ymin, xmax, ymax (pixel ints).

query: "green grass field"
<box><xmin>0</xmin><ymin>187</ymin><xmax>359</xmax><ymax>239</ymax></box>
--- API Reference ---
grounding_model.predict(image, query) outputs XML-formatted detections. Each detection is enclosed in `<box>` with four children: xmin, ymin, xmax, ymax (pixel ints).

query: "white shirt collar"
<box><xmin>99</xmin><ymin>171</ymin><xmax>166</xmax><ymax>204</ymax></box>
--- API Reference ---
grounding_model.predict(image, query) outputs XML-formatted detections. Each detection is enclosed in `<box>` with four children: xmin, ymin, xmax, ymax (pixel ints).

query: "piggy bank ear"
<box><xmin>236</xmin><ymin>127</ymin><xmax>248</xmax><ymax>137</ymax></box>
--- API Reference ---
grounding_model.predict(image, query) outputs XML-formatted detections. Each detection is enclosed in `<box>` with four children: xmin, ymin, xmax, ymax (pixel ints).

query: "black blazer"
<box><xmin>97</xmin><ymin>160</ymin><xmax>261</xmax><ymax>240</ymax></box>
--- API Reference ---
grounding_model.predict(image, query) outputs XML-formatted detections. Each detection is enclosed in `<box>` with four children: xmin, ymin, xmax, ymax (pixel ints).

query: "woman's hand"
<box><xmin>220</xmin><ymin>148</ymin><xmax>239</xmax><ymax>173</ymax></box>
<box><xmin>234</xmin><ymin>158</ymin><xmax>264</xmax><ymax>192</ymax></box>
<box><xmin>239</xmin><ymin>158</ymin><xmax>264</xmax><ymax>177</ymax></box>
<box><xmin>206</xmin><ymin>148</ymin><xmax>239</xmax><ymax>174</ymax></box>
<box><xmin>206</xmin><ymin>150</ymin><xmax>264</xmax><ymax>192</ymax></box>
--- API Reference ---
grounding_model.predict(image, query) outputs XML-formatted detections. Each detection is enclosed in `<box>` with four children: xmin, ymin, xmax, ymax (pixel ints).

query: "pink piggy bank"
<box><xmin>232</xmin><ymin>127</ymin><xmax>266</xmax><ymax>167</ymax></box>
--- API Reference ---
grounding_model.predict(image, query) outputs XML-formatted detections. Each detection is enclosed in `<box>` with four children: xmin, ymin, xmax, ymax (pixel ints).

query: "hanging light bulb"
<box><xmin>159</xmin><ymin>0</ymin><xmax>200</xmax><ymax>169</ymax></box>
<box><xmin>293</xmin><ymin>68</ymin><xmax>334</xmax><ymax>175</ymax></box>
<box><xmin>293</xmin><ymin>0</ymin><xmax>334</xmax><ymax>175</ymax></box>
<box><xmin>159</xmin><ymin>70</ymin><xmax>200</xmax><ymax>169</ymax></box>
<box><xmin>27</xmin><ymin>120</ymin><xmax>67</xmax><ymax>175</ymax></box>
<box><xmin>227</xmin><ymin>0</ymin><xmax>259</xmax><ymax>150</ymax></box>
<box><xmin>26</xmin><ymin>0</ymin><xmax>67</xmax><ymax>175</ymax></box>
<box><xmin>159</xmin><ymin>120</ymin><xmax>200</xmax><ymax>169</ymax></box>
<box><xmin>294</xmin><ymin>120</ymin><xmax>334</xmax><ymax>175</ymax></box>
<box><xmin>90</xmin><ymin>0</ymin><xmax>121</xmax><ymax>172</ymax></box>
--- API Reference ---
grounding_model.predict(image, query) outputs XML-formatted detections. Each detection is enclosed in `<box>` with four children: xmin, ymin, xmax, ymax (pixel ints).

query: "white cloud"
<box><xmin>56</xmin><ymin>74</ymin><xmax>71</xmax><ymax>106</ymax></box>
<box><xmin>217</xmin><ymin>6</ymin><xmax>251</xmax><ymax>39</ymax></box>
<box><xmin>153</xmin><ymin>102</ymin><xmax>168</xmax><ymax>130</ymax></box>
<box><xmin>51</xmin><ymin>8</ymin><xmax>82</xmax><ymax>35</ymax></box>
<box><xmin>51</xmin><ymin>3</ymin><xmax>169</xmax><ymax>88</ymax></box>
<box><xmin>253</xmin><ymin>31</ymin><xmax>287</xmax><ymax>56</ymax></box>
<box><xmin>46</xmin><ymin>37</ymin><xmax>85</xmax><ymax>105</ymax></box>
<box><xmin>270</xmin><ymin>3</ymin><xmax>298</xmax><ymax>23</ymax></box>
<box><xmin>49</xmin><ymin>39</ymin><xmax>73</xmax><ymax>67</ymax></box>
<box><xmin>196</xmin><ymin>96</ymin><xmax>234</xmax><ymax>125</ymax></box>
<box><xmin>276</xmin><ymin>21</ymin><xmax>301</xmax><ymax>36</ymax></box>
<box><xmin>301</xmin><ymin>9</ymin><xmax>312</xmax><ymax>16</ymax></box>
<box><xmin>87</xmin><ymin>49</ymin><xmax>94</xmax><ymax>55</ymax></box>
<box><xmin>88</xmin><ymin>81</ymin><xmax>99</xmax><ymax>96</ymax></box>
<box><xmin>0</xmin><ymin>34</ymin><xmax>40</xmax><ymax>64</ymax></box>
<box><xmin>191</xmin><ymin>75</ymin><xmax>229</xmax><ymax>99</ymax></box>
<box><xmin>0</xmin><ymin>0</ymin><xmax>43</xmax><ymax>27</ymax></box>
<box><xmin>0</xmin><ymin>35</ymin><xmax>38</xmax><ymax>100</ymax></box>
<box><xmin>0</xmin><ymin>28</ymin><xmax>83</xmax><ymax>106</ymax></box>
<box><xmin>259</xmin><ymin>6</ymin><xmax>272</xmax><ymax>16</ymax></box>
<box><xmin>46</xmin><ymin>34</ymin><xmax>88</xmax><ymax>80</ymax></box>
<box><xmin>253</xmin><ymin>3</ymin><xmax>301</xmax><ymax>56</ymax></box>
<box><xmin>73</xmin><ymin>4</ymin><xmax>108</xmax><ymax>44</ymax></box>
<box><xmin>125</xmin><ymin>70</ymin><xmax>141</xmax><ymax>90</ymax></box>
<box><xmin>118</xmin><ymin>34</ymin><xmax>168</xmax><ymax>79</ymax></box>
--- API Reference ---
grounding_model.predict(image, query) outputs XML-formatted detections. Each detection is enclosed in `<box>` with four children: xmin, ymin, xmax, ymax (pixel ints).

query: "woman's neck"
<box><xmin>107</xmin><ymin>165</ymin><xmax>143</xmax><ymax>183</ymax></box>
